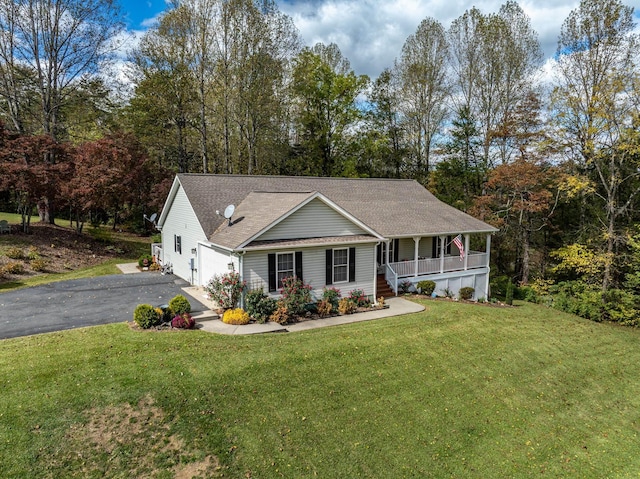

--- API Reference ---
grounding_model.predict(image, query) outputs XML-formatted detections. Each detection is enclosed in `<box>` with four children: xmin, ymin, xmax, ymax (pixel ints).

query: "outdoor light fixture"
<box><xmin>227</xmin><ymin>262</ymin><xmax>234</xmax><ymax>271</ymax></box>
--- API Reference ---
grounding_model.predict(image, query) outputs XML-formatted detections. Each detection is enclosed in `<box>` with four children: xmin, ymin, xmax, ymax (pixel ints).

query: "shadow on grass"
<box><xmin>0</xmin><ymin>280</ymin><xmax>24</xmax><ymax>291</ymax></box>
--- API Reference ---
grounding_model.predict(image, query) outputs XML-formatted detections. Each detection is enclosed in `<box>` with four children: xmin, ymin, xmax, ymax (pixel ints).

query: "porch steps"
<box><xmin>376</xmin><ymin>275</ymin><xmax>395</xmax><ymax>298</ymax></box>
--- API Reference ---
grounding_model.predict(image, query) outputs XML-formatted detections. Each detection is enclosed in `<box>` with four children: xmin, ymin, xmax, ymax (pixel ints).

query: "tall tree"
<box><xmin>130</xmin><ymin>7</ymin><xmax>199</xmax><ymax>173</ymax></box>
<box><xmin>363</xmin><ymin>68</ymin><xmax>406</xmax><ymax>178</ymax></box>
<box><xmin>551</xmin><ymin>0</ymin><xmax>640</xmax><ymax>292</ymax></box>
<box><xmin>0</xmin><ymin>125</ymin><xmax>71</xmax><ymax>232</ymax></box>
<box><xmin>447</xmin><ymin>2</ymin><xmax>542</xmax><ymax>170</ymax></box>
<box><xmin>290</xmin><ymin>43</ymin><xmax>368</xmax><ymax>176</ymax></box>
<box><xmin>395</xmin><ymin>17</ymin><xmax>450</xmax><ymax>181</ymax></box>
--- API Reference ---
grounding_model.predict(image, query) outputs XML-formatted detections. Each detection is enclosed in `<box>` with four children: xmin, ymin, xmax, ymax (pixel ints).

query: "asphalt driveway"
<box><xmin>0</xmin><ymin>273</ymin><xmax>209</xmax><ymax>340</ymax></box>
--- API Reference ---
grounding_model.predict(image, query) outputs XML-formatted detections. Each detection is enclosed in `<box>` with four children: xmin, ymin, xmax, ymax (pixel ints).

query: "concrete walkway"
<box><xmin>189</xmin><ymin>294</ymin><xmax>425</xmax><ymax>335</ymax></box>
<box><xmin>116</xmin><ymin>264</ymin><xmax>426</xmax><ymax>336</ymax></box>
<box><xmin>117</xmin><ymin>262</ymin><xmax>143</xmax><ymax>274</ymax></box>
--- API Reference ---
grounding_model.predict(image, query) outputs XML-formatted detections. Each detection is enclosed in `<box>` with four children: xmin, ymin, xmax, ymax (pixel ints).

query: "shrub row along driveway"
<box><xmin>0</xmin><ymin>273</ymin><xmax>208</xmax><ymax>340</ymax></box>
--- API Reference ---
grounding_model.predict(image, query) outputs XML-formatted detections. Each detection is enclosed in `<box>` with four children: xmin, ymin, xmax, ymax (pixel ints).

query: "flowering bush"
<box><xmin>171</xmin><ymin>312</ymin><xmax>196</xmax><ymax>329</ymax></box>
<box><xmin>206</xmin><ymin>271</ymin><xmax>246</xmax><ymax>310</ymax></box>
<box><xmin>280</xmin><ymin>276</ymin><xmax>312</xmax><ymax>317</ymax></box>
<box><xmin>138</xmin><ymin>254</ymin><xmax>154</xmax><ymax>268</ymax></box>
<box><xmin>348</xmin><ymin>289</ymin><xmax>371</xmax><ymax>307</ymax></box>
<box><xmin>322</xmin><ymin>286</ymin><xmax>341</xmax><ymax>309</ymax></box>
<box><xmin>222</xmin><ymin>308</ymin><xmax>250</xmax><ymax>325</ymax></box>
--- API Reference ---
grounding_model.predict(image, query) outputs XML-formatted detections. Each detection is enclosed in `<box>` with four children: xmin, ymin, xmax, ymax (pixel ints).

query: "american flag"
<box><xmin>453</xmin><ymin>234</ymin><xmax>465</xmax><ymax>261</ymax></box>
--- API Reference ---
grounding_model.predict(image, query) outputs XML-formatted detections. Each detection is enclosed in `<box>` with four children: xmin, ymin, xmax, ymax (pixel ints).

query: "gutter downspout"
<box><xmin>374</xmin><ymin>242</ymin><xmax>381</xmax><ymax>304</ymax></box>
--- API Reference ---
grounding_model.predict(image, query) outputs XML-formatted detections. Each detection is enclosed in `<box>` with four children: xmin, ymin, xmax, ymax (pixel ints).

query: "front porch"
<box><xmin>379</xmin><ymin>233</ymin><xmax>492</xmax><ymax>298</ymax></box>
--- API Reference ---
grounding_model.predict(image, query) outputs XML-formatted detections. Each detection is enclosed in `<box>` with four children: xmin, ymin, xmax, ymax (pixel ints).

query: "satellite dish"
<box><xmin>223</xmin><ymin>204</ymin><xmax>235</xmax><ymax>219</ymax></box>
<box><xmin>149</xmin><ymin>213</ymin><xmax>157</xmax><ymax>223</ymax></box>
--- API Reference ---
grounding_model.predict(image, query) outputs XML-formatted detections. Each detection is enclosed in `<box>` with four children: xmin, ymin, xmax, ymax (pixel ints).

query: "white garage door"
<box><xmin>198</xmin><ymin>244</ymin><xmax>232</xmax><ymax>287</ymax></box>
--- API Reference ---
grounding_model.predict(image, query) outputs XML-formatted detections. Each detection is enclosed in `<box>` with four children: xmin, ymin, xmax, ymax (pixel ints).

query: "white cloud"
<box><xmin>278</xmin><ymin>0</ymin><xmax>583</xmax><ymax>78</ymax></box>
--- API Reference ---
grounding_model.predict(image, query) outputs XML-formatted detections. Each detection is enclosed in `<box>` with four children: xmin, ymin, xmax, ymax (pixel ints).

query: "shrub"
<box><xmin>5</xmin><ymin>247</ymin><xmax>23</xmax><ymax>260</ymax></box>
<box><xmin>30</xmin><ymin>257</ymin><xmax>48</xmax><ymax>272</ymax></box>
<box><xmin>222</xmin><ymin>308</ymin><xmax>250</xmax><ymax>325</ymax></box>
<box><xmin>169</xmin><ymin>294</ymin><xmax>191</xmax><ymax>316</ymax></box>
<box><xmin>338</xmin><ymin>297</ymin><xmax>357</xmax><ymax>315</ymax></box>
<box><xmin>205</xmin><ymin>271</ymin><xmax>246</xmax><ymax>310</ymax></box>
<box><xmin>245</xmin><ymin>288</ymin><xmax>277</xmax><ymax>323</ymax></box>
<box><xmin>398</xmin><ymin>280</ymin><xmax>412</xmax><ymax>294</ymax></box>
<box><xmin>280</xmin><ymin>276</ymin><xmax>312</xmax><ymax>317</ymax></box>
<box><xmin>270</xmin><ymin>302</ymin><xmax>290</xmax><ymax>325</ymax></box>
<box><xmin>505</xmin><ymin>281</ymin><xmax>514</xmax><ymax>305</ymax></box>
<box><xmin>459</xmin><ymin>287</ymin><xmax>475</xmax><ymax>300</ymax></box>
<box><xmin>133</xmin><ymin>304</ymin><xmax>160</xmax><ymax>329</ymax></box>
<box><xmin>171</xmin><ymin>313</ymin><xmax>196</xmax><ymax>329</ymax></box>
<box><xmin>27</xmin><ymin>246</ymin><xmax>40</xmax><ymax>261</ymax></box>
<box><xmin>322</xmin><ymin>286</ymin><xmax>341</xmax><ymax>309</ymax></box>
<box><xmin>348</xmin><ymin>289</ymin><xmax>371</xmax><ymax>307</ymax></box>
<box><xmin>138</xmin><ymin>254</ymin><xmax>154</xmax><ymax>268</ymax></box>
<box><xmin>317</xmin><ymin>299</ymin><xmax>333</xmax><ymax>317</ymax></box>
<box><xmin>2</xmin><ymin>261</ymin><xmax>24</xmax><ymax>275</ymax></box>
<box><xmin>416</xmin><ymin>280</ymin><xmax>435</xmax><ymax>296</ymax></box>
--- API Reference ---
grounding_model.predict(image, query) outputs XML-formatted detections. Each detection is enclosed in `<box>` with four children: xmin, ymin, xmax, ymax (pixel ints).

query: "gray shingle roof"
<box><xmin>172</xmin><ymin>174</ymin><xmax>497</xmax><ymax>249</ymax></box>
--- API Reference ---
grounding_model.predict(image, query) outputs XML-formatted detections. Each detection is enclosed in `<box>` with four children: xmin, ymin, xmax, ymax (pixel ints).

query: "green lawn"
<box><xmin>1</xmin><ymin>299</ymin><xmax>639</xmax><ymax>478</ymax></box>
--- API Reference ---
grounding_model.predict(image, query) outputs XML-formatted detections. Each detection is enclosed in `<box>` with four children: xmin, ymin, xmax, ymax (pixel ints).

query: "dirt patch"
<box><xmin>49</xmin><ymin>395</ymin><xmax>220</xmax><ymax>478</ymax></box>
<box><xmin>0</xmin><ymin>223</ymin><xmax>146</xmax><ymax>282</ymax></box>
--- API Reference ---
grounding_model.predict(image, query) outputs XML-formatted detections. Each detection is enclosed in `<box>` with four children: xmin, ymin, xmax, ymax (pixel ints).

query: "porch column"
<box><xmin>464</xmin><ymin>234</ymin><xmax>470</xmax><ymax>271</ymax></box>
<box><xmin>439</xmin><ymin>235</ymin><xmax>445</xmax><ymax>273</ymax></box>
<box><xmin>413</xmin><ymin>237</ymin><xmax>420</xmax><ymax>277</ymax></box>
<box><xmin>385</xmin><ymin>239</ymin><xmax>391</xmax><ymax>266</ymax></box>
<box><xmin>485</xmin><ymin>234</ymin><xmax>491</xmax><ymax>267</ymax></box>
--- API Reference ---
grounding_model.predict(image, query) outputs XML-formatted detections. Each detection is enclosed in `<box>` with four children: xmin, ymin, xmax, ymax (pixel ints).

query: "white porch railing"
<box><xmin>388</xmin><ymin>251</ymin><xmax>489</xmax><ymax>279</ymax></box>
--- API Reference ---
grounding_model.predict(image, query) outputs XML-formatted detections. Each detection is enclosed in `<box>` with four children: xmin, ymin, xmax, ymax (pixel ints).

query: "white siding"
<box><xmin>198</xmin><ymin>243</ymin><xmax>237</xmax><ymax>287</ymax></box>
<box><xmin>161</xmin><ymin>185</ymin><xmax>207</xmax><ymax>284</ymax></box>
<box><xmin>242</xmin><ymin>244</ymin><xmax>376</xmax><ymax>300</ymax></box>
<box><xmin>398</xmin><ymin>237</ymin><xmax>437</xmax><ymax>260</ymax></box>
<box><xmin>257</xmin><ymin>198</ymin><xmax>366</xmax><ymax>241</ymax></box>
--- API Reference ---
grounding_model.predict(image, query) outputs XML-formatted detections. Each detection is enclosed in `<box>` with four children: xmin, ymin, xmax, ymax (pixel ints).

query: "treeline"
<box><xmin>0</xmin><ymin>0</ymin><xmax>639</xmax><ymax>324</ymax></box>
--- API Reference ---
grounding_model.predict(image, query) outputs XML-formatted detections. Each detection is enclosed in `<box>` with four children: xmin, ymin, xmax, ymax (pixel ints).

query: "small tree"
<box><xmin>205</xmin><ymin>271</ymin><xmax>246</xmax><ymax>310</ymax></box>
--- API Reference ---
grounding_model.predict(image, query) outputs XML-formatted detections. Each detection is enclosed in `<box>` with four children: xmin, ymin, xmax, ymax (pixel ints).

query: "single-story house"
<box><xmin>155</xmin><ymin>174</ymin><xmax>498</xmax><ymax>303</ymax></box>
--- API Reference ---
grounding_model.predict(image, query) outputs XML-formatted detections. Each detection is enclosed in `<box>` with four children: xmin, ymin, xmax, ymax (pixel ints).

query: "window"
<box><xmin>333</xmin><ymin>248</ymin><xmax>348</xmax><ymax>283</ymax></box>
<box><xmin>326</xmin><ymin>247</ymin><xmax>356</xmax><ymax>285</ymax></box>
<box><xmin>276</xmin><ymin>252</ymin><xmax>294</xmax><ymax>289</ymax></box>
<box><xmin>377</xmin><ymin>239</ymin><xmax>399</xmax><ymax>265</ymax></box>
<box><xmin>268</xmin><ymin>251</ymin><xmax>303</xmax><ymax>292</ymax></box>
<box><xmin>432</xmin><ymin>236</ymin><xmax>452</xmax><ymax>258</ymax></box>
<box><xmin>174</xmin><ymin>235</ymin><xmax>182</xmax><ymax>254</ymax></box>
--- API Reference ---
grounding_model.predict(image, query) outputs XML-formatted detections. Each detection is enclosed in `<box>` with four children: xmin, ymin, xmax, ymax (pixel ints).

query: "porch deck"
<box><xmin>384</xmin><ymin>251</ymin><xmax>489</xmax><ymax>294</ymax></box>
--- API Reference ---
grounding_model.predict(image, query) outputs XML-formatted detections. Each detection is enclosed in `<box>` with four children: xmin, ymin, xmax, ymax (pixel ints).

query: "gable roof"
<box><xmin>159</xmin><ymin>174</ymin><xmax>497</xmax><ymax>249</ymax></box>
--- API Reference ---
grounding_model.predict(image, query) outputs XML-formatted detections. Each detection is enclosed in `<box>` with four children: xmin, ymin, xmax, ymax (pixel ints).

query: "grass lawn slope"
<box><xmin>1</xmin><ymin>299</ymin><xmax>639</xmax><ymax>478</ymax></box>
<box><xmin>0</xmin><ymin>214</ymin><xmax>151</xmax><ymax>292</ymax></box>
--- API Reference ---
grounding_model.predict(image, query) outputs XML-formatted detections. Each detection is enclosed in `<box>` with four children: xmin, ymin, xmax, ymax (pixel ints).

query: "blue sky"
<box><xmin>116</xmin><ymin>0</ymin><xmax>638</xmax><ymax>79</ymax></box>
<box><xmin>119</xmin><ymin>0</ymin><xmax>166</xmax><ymax>29</ymax></box>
